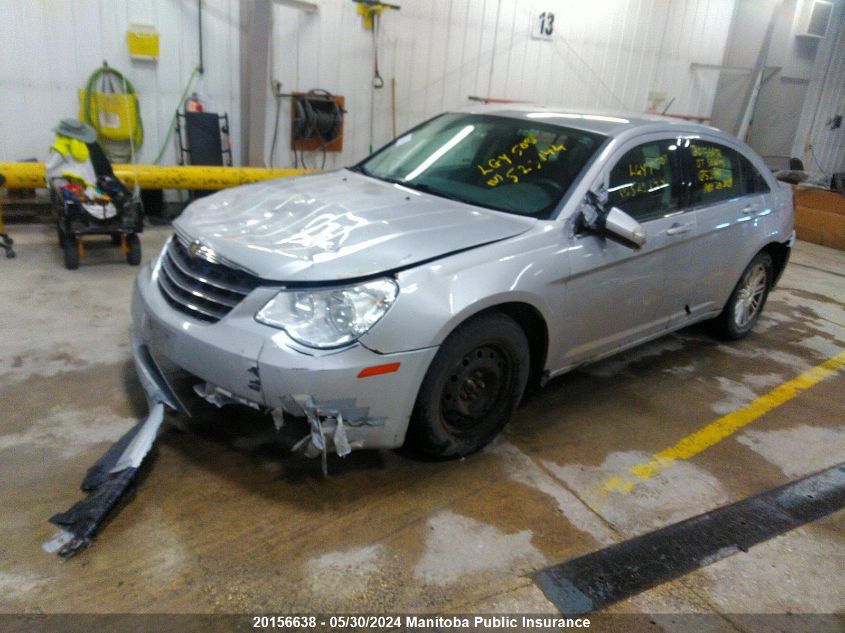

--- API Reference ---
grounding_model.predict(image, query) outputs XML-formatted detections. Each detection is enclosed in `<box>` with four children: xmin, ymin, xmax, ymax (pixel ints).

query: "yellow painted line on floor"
<box><xmin>602</xmin><ymin>348</ymin><xmax>845</xmax><ymax>495</ymax></box>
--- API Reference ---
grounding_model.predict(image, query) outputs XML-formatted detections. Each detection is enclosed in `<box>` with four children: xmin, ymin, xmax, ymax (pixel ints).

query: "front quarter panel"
<box><xmin>359</xmin><ymin>222</ymin><xmax>565</xmax><ymax>358</ymax></box>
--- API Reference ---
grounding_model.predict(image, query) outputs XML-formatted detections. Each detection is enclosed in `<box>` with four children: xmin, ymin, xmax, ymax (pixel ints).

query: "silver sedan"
<box><xmin>131</xmin><ymin>105</ymin><xmax>794</xmax><ymax>463</ymax></box>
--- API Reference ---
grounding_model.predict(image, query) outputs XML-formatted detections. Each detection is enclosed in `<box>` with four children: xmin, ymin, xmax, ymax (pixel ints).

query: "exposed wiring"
<box><xmin>152</xmin><ymin>66</ymin><xmax>201</xmax><ymax>165</ymax></box>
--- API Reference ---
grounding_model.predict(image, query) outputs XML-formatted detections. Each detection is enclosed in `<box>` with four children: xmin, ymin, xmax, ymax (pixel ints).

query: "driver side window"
<box><xmin>607</xmin><ymin>140</ymin><xmax>683</xmax><ymax>223</ymax></box>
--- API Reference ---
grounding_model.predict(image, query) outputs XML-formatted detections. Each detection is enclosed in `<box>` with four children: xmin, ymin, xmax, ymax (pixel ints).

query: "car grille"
<box><xmin>157</xmin><ymin>236</ymin><xmax>264</xmax><ymax>323</ymax></box>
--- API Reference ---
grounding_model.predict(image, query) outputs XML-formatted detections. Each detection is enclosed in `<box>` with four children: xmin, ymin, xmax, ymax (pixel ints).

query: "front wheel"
<box><xmin>712</xmin><ymin>251</ymin><xmax>773</xmax><ymax>340</ymax></box>
<box><xmin>408</xmin><ymin>313</ymin><xmax>530</xmax><ymax>458</ymax></box>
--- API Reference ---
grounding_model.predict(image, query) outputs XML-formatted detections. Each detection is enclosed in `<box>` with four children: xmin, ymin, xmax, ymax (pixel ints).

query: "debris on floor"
<box><xmin>42</xmin><ymin>403</ymin><xmax>165</xmax><ymax>559</ymax></box>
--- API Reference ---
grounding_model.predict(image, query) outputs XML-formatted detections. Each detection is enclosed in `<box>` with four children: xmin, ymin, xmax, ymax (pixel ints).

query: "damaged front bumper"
<box><xmin>44</xmin><ymin>265</ymin><xmax>436</xmax><ymax>558</ymax></box>
<box><xmin>132</xmin><ymin>260</ymin><xmax>438</xmax><ymax>457</ymax></box>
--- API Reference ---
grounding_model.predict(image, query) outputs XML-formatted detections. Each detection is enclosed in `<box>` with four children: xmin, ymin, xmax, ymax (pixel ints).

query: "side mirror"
<box><xmin>579</xmin><ymin>189</ymin><xmax>646</xmax><ymax>249</ymax></box>
<box><xmin>604</xmin><ymin>206</ymin><xmax>646</xmax><ymax>248</ymax></box>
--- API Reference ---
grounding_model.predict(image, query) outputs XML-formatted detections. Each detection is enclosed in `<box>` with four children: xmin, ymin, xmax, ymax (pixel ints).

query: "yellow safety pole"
<box><xmin>0</xmin><ymin>162</ymin><xmax>313</xmax><ymax>191</ymax></box>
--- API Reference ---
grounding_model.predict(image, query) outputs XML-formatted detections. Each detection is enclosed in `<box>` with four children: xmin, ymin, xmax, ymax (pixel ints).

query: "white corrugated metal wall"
<box><xmin>270</xmin><ymin>0</ymin><xmax>737</xmax><ymax>169</ymax></box>
<box><xmin>2</xmin><ymin>0</ymin><xmax>737</xmax><ymax>169</ymax></box>
<box><xmin>0</xmin><ymin>0</ymin><xmax>239</xmax><ymax>165</ymax></box>
<box><xmin>0</xmin><ymin>0</ymin><xmax>737</xmax><ymax>168</ymax></box>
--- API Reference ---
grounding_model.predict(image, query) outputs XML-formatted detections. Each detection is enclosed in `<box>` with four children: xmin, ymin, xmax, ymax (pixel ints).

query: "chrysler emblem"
<box><xmin>188</xmin><ymin>240</ymin><xmax>202</xmax><ymax>257</ymax></box>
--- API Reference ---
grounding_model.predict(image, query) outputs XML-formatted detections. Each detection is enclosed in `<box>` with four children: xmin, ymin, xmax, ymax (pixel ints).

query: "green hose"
<box><xmin>82</xmin><ymin>65</ymin><xmax>144</xmax><ymax>162</ymax></box>
<box><xmin>82</xmin><ymin>64</ymin><xmax>201</xmax><ymax>165</ymax></box>
<box><xmin>152</xmin><ymin>66</ymin><xmax>201</xmax><ymax>165</ymax></box>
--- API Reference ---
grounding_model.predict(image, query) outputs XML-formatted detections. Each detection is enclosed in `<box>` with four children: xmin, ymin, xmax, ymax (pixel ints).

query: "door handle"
<box><xmin>667</xmin><ymin>223</ymin><xmax>692</xmax><ymax>235</ymax></box>
<box><xmin>741</xmin><ymin>205</ymin><xmax>759</xmax><ymax>214</ymax></box>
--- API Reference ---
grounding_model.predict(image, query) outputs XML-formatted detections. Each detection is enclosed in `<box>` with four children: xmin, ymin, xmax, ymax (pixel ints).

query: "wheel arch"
<box><xmin>760</xmin><ymin>240</ymin><xmax>791</xmax><ymax>288</ymax></box>
<box><xmin>439</xmin><ymin>300</ymin><xmax>550</xmax><ymax>388</ymax></box>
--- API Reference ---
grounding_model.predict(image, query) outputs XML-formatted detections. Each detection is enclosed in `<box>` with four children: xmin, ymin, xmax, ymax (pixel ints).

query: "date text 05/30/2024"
<box><xmin>252</xmin><ymin>615</ymin><xmax>592</xmax><ymax>629</ymax></box>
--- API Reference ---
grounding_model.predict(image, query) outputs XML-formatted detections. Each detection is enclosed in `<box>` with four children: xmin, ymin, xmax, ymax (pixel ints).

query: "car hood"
<box><xmin>173</xmin><ymin>170</ymin><xmax>536</xmax><ymax>282</ymax></box>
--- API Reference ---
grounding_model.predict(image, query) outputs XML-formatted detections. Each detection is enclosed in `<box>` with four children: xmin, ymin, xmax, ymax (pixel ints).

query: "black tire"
<box><xmin>409</xmin><ymin>312</ymin><xmax>530</xmax><ymax>458</ymax></box>
<box><xmin>64</xmin><ymin>237</ymin><xmax>80</xmax><ymax>270</ymax></box>
<box><xmin>126</xmin><ymin>234</ymin><xmax>141</xmax><ymax>266</ymax></box>
<box><xmin>712</xmin><ymin>251</ymin><xmax>773</xmax><ymax>340</ymax></box>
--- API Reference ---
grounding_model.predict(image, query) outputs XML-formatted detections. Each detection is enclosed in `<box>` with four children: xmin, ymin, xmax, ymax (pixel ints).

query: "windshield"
<box><xmin>355</xmin><ymin>114</ymin><xmax>605</xmax><ymax>217</ymax></box>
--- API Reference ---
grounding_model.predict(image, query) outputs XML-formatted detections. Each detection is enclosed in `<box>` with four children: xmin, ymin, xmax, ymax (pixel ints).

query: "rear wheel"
<box><xmin>409</xmin><ymin>313</ymin><xmax>530</xmax><ymax>458</ymax></box>
<box><xmin>126</xmin><ymin>234</ymin><xmax>141</xmax><ymax>266</ymax></box>
<box><xmin>63</xmin><ymin>236</ymin><xmax>79</xmax><ymax>270</ymax></box>
<box><xmin>712</xmin><ymin>251</ymin><xmax>772</xmax><ymax>340</ymax></box>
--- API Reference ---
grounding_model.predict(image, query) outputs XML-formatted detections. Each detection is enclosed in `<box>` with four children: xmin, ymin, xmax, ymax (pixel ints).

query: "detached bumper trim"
<box><xmin>130</xmin><ymin>326</ymin><xmax>190</xmax><ymax>416</ymax></box>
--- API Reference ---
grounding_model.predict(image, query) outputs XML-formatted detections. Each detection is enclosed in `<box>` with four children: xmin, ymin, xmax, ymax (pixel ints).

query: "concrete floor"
<box><xmin>1</xmin><ymin>224</ymin><xmax>844</xmax><ymax>623</ymax></box>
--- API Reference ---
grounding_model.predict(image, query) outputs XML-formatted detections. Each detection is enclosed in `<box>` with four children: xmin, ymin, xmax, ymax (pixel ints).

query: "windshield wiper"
<box><xmin>400</xmin><ymin>181</ymin><xmax>468</xmax><ymax>204</ymax></box>
<box><xmin>349</xmin><ymin>166</ymin><xmax>405</xmax><ymax>185</ymax></box>
<box><xmin>353</xmin><ymin>172</ymin><xmax>468</xmax><ymax>205</ymax></box>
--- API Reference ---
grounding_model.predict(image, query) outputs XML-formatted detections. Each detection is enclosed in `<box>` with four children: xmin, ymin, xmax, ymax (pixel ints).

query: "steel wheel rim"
<box><xmin>441</xmin><ymin>344</ymin><xmax>511</xmax><ymax>432</ymax></box>
<box><xmin>733</xmin><ymin>263</ymin><xmax>767</xmax><ymax>328</ymax></box>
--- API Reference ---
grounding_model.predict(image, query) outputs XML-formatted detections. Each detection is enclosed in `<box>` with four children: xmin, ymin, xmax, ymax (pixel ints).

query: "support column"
<box><xmin>239</xmin><ymin>0</ymin><xmax>273</xmax><ymax>166</ymax></box>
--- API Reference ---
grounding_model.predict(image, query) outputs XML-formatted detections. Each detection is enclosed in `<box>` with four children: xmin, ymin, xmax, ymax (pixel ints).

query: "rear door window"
<box><xmin>689</xmin><ymin>141</ymin><xmax>771</xmax><ymax>204</ymax></box>
<box><xmin>738</xmin><ymin>154</ymin><xmax>771</xmax><ymax>194</ymax></box>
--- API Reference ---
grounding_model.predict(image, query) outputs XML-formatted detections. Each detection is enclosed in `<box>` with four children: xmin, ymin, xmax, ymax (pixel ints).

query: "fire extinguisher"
<box><xmin>185</xmin><ymin>92</ymin><xmax>204</xmax><ymax>113</ymax></box>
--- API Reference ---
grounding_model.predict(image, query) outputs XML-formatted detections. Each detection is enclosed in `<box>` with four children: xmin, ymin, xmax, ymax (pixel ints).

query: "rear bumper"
<box><xmin>131</xmin><ymin>261</ymin><xmax>437</xmax><ymax>451</ymax></box>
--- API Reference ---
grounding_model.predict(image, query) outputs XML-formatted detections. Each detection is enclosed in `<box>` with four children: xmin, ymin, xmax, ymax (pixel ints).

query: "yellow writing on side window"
<box><xmin>626</xmin><ymin>154</ymin><xmax>667</xmax><ymax>178</ymax></box>
<box><xmin>617</xmin><ymin>177</ymin><xmax>667</xmax><ymax>199</ymax></box>
<box><xmin>703</xmin><ymin>178</ymin><xmax>733</xmax><ymax>193</ymax></box>
<box><xmin>692</xmin><ymin>145</ymin><xmax>734</xmax><ymax>190</ymax></box>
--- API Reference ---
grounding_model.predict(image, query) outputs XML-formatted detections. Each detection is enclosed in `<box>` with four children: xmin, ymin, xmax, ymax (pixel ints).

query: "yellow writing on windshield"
<box><xmin>476</xmin><ymin>134</ymin><xmax>567</xmax><ymax>187</ymax></box>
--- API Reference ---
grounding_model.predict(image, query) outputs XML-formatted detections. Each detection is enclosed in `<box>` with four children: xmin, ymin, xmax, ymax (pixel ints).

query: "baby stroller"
<box><xmin>47</xmin><ymin>119</ymin><xmax>143</xmax><ymax>270</ymax></box>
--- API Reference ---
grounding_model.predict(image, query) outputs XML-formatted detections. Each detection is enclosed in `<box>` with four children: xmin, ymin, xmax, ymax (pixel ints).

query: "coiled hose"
<box><xmin>81</xmin><ymin>65</ymin><xmax>144</xmax><ymax>162</ymax></box>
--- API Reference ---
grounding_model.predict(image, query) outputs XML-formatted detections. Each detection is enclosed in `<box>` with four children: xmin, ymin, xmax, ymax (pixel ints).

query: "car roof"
<box><xmin>451</xmin><ymin>103</ymin><xmax>722</xmax><ymax>138</ymax></box>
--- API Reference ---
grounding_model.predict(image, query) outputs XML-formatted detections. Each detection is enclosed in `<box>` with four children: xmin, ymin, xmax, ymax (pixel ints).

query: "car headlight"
<box><xmin>255</xmin><ymin>278</ymin><xmax>399</xmax><ymax>349</ymax></box>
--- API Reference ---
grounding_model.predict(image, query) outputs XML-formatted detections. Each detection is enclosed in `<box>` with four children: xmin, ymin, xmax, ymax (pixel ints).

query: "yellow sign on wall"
<box><xmin>78</xmin><ymin>89</ymin><xmax>140</xmax><ymax>143</ymax></box>
<box><xmin>127</xmin><ymin>24</ymin><xmax>159</xmax><ymax>61</ymax></box>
